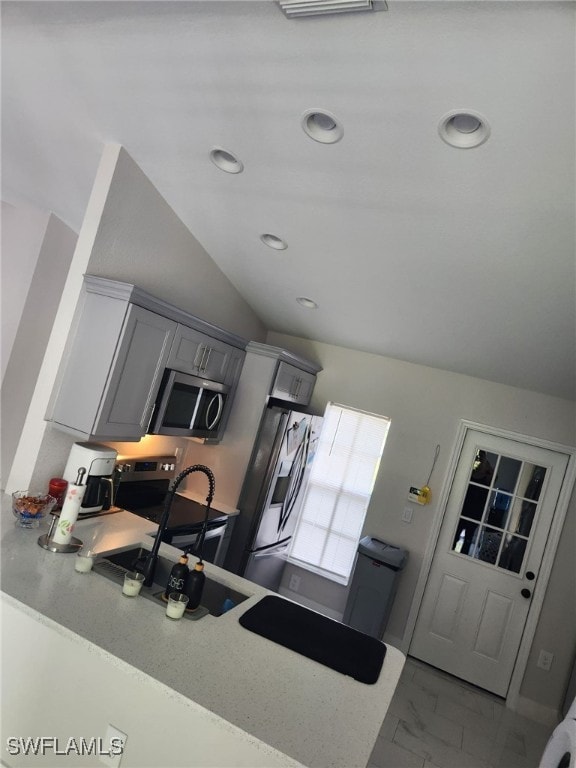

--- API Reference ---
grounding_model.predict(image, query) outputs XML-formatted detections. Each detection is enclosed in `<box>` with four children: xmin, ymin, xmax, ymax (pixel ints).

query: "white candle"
<box><xmin>166</xmin><ymin>595</ymin><xmax>188</xmax><ymax>619</ymax></box>
<box><xmin>75</xmin><ymin>554</ymin><xmax>93</xmax><ymax>573</ymax></box>
<box><xmin>122</xmin><ymin>574</ymin><xmax>144</xmax><ymax>597</ymax></box>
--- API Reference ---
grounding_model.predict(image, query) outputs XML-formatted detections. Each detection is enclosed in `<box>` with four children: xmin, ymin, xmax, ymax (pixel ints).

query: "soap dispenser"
<box><xmin>185</xmin><ymin>560</ymin><xmax>206</xmax><ymax>611</ymax></box>
<box><xmin>164</xmin><ymin>554</ymin><xmax>189</xmax><ymax>599</ymax></box>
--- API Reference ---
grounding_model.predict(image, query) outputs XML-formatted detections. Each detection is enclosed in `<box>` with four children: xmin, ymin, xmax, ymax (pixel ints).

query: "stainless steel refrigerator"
<box><xmin>224</xmin><ymin>403</ymin><xmax>322</xmax><ymax>591</ymax></box>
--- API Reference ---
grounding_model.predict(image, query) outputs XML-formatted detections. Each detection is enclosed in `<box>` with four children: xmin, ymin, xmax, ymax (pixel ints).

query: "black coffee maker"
<box><xmin>63</xmin><ymin>442</ymin><xmax>118</xmax><ymax>513</ymax></box>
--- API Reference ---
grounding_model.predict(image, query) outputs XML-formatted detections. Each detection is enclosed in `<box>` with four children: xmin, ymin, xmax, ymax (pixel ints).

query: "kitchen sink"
<box><xmin>93</xmin><ymin>546</ymin><xmax>249</xmax><ymax>619</ymax></box>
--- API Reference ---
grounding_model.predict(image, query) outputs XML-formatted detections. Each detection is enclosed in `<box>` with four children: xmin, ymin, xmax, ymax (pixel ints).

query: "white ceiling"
<box><xmin>3</xmin><ymin>1</ymin><xmax>575</xmax><ymax>400</ymax></box>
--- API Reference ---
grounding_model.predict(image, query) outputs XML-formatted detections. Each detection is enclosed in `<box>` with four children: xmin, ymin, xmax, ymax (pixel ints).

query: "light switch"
<box><xmin>402</xmin><ymin>506</ymin><xmax>413</xmax><ymax>523</ymax></box>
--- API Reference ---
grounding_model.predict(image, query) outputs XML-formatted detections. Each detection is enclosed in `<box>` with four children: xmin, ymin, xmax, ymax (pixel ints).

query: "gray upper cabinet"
<box><xmin>167</xmin><ymin>325</ymin><xmax>235</xmax><ymax>383</ymax></box>
<box><xmin>270</xmin><ymin>361</ymin><xmax>317</xmax><ymax>406</ymax></box>
<box><xmin>240</xmin><ymin>342</ymin><xmax>322</xmax><ymax>408</ymax></box>
<box><xmin>49</xmin><ymin>293</ymin><xmax>176</xmax><ymax>441</ymax></box>
<box><xmin>47</xmin><ymin>276</ymin><xmax>247</xmax><ymax>442</ymax></box>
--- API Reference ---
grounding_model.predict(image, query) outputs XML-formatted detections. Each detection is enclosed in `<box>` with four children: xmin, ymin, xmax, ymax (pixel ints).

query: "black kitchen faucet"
<box><xmin>138</xmin><ymin>464</ymin><xmax>215</xmax><ymax>587</ymax></box>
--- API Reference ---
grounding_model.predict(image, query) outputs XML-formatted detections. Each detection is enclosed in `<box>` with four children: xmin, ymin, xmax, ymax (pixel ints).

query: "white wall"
<box><xmin>7</xmin><ymin>144</ymin><xmax>266</xmax><ymax>495</ymax></box>
<box><xmin>1</xmin><ymin>597</ymin><xmax>301</xmax><ymax>768</ymax></box>
<box><xmin>81</xmin><ymin>146</ymin><xmax>265</xmax><ymax>341</ymax></box>
<box><xmin>1</xmin><ymin>201</ymin><xmax>50</xmax><ymax>379</ymax></box>
<box><xmin>267</xmin><ymin>330</ymin><xmax>576</xmax><ymax>715</ymax></box>
<box><xmin>1</xmin><ymin>209</ymin><xmax>77</xmax><ymax>488</ymax></box>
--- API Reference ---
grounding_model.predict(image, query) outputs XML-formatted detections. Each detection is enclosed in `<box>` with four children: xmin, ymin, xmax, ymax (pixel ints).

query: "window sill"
<box><xmin>286</xmin><ymin>556</ymin><xmax>351</xmax><ymax>587</ymax></box>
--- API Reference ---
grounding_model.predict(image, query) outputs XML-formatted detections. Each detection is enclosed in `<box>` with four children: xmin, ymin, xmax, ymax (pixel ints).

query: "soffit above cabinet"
<box><xmin>246</xmin><ymin>341</ymin><xmax>322</xmax><ymax>376</ymax></box>
<box><xmin>84</xmin><ymin>275</ymin><xmax>248</xmax><ymax>351</ymax></box>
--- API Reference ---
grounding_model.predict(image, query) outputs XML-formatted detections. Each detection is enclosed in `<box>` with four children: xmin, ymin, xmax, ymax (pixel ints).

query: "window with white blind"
<box><xmin>288</xmin><ymin>402</ymin><xmax>390</xmax><ymax>585</ymax></box>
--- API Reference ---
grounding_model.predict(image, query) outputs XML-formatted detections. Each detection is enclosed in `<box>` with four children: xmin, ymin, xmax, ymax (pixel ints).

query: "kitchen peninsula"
<box><xmin>1</xmin><ymin>501</ymin><xmax>404</xmax><ymax>768</ymax></box>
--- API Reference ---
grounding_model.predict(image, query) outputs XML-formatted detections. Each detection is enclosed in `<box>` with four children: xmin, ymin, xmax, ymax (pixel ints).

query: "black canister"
<box><xmin>185</xmin><ymin>561</ymin><xmax>206</xmax><ymax>610</ymax></box>
<box><xmin>164</xmin><ymin>554</ymin><xmax>189</xmax><ymax>598</ymax></box>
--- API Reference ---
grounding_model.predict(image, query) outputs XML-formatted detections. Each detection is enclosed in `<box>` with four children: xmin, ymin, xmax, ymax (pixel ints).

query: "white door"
<box><xmin>410</xmin><ymin>429</ymin><xmax>570</xmax><ymax>697</ymax></box>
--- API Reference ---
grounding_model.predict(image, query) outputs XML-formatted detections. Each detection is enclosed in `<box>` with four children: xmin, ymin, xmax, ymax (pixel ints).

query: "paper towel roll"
<box><xmin>51</xmin><ymin>484</ymin><xmax>86</xmax><ymax>545</ymax></box>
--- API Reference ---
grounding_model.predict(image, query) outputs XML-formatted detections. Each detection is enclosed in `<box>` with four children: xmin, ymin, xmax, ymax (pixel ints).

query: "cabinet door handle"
<box><xmin>194</xmin><ymin>345</ymin><xmax>205</xmax><ymax>371</ymax></box>
<box><xmin>202</xmin><ymin>347</ymin><xmax>212</xmax><ymax>374</ymax></box>
<box><xmin>290</xmin><ymin>377</ymin><xmax>298</xmax><ymax>399</ymax></box>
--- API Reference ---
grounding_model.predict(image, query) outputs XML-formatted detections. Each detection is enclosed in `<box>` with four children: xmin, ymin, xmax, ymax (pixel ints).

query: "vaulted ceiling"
<box><xmin>3</xmin><ymin>1</ymin><xmax>575</xmax><ymax>400</ymax></box>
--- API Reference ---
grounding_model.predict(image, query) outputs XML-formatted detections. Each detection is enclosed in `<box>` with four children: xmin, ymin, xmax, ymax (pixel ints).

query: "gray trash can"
<box><xmin>342</xmin><ymin>536</ymin><xmax>408</xmax><ymax>639</ymax></box>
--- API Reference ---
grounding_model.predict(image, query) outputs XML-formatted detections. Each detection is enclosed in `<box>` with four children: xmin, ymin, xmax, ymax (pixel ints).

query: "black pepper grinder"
<box><xmin>164</xmin><ymin>554</ymin><xmax>189</xmax><ymax>599</ymax></box>
<box><xmin>185</xmin><ymin>560</ymin><xmax>206</xmax><ymax>611</ymax></box>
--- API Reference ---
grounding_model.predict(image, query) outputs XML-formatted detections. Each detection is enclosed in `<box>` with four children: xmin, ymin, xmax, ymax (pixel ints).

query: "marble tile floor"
<box><xmin>369</xmin><ymin>657</ymin><xmax>553</xmax><ymax>768</ymax></box>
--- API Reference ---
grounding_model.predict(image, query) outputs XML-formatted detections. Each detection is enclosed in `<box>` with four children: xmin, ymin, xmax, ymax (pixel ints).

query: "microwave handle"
<box><xmin>206</xmin><ymin>393</ymin><xmax>224</xmax><ymax>430</ymax></box>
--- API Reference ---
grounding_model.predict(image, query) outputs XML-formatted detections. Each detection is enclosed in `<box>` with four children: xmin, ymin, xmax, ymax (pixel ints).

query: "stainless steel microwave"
<box><xmin>149</xmin><ymin>369</ymin><xmax>230</xmax><ymax>439</ymax></box>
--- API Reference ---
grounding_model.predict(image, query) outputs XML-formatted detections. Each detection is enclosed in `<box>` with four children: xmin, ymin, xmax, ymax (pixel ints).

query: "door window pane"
<box><xmin>508</xmin><ymin>499</ymin><xmax>537</xmax><ymax>537</ymax></box>
<box><xmin>462</xmin><ymin>485</ymin><xmax>488</xmax><ymax>521</ymax></box>
<box><xmin>495</xmin><ymin>456</ymin><xmax>522</xmax><ymax>493</ymax></box>
<box><xmin>476</xmin><ymin>527</ymin><xmax>502</xmax><ymax>565</ymax></box>
<box><xmin>516</xmin><ymin>463</ymin><xmax>546</xmax><ymax>502</ymax></box>
<box><xmin>498</xmin><ymin>534</ymin><xmax>527</xmax><ymax>573</ymax></box>
<box><xmin>486</xmin><ymin>490</ymin><xmax>512</xmax><ymax>529</ymax></box>
<box><xmin>470</xmin><ymin>450</ymin><xmax>497</xmax><ymax>486</ymax></box>
<box><xmin>452</xmin><ymin>519</ymin><xmax>480</xmax><ymax>556</ymax></box>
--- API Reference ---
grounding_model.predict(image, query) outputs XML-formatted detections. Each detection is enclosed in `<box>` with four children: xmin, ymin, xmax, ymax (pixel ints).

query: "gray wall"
<box><xmin>83</xmin><ymin>146</ymin><xmax>265</xmax><ymax>342</ymax></box>
<box><xmin>268</xmin><ymin>330</ymin><xmax>576</xmax><ymax>715</ymax></box>
<box><xmin>1</xmin><ymin>213</ymin><xmax>77</xmax><ymax>488</ymax></box>
<box><xmin>10</xmin><ymin>144</ymin><xmax>266</xmax><ymax>494</ymax></box>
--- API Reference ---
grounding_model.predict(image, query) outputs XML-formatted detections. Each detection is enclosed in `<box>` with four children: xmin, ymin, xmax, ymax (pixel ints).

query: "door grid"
<box><xmin>452</xmin><ymin>448</ymin><xmax>547</xmax><ymax>575</ymax></box>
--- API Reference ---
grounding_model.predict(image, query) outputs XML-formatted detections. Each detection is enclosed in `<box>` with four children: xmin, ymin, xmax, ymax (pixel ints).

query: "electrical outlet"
<box><xmin>99</xmin><ymin>725</ymin><xmax>127</xmax><ymax>768</ymax></box>
<box><xmin>402</xmin><ymin>506</ymin><xmax>413</xmax><ymax>523</ymax></box>
<box><xmin>537</xmin><ymin>650</ymin><xmax>554</xmax><ymax>672</ymax></box>
<box><xmin>289</xmin><ymin>574</ymin><xmax>301</xmax><ymax>592</ymax></box>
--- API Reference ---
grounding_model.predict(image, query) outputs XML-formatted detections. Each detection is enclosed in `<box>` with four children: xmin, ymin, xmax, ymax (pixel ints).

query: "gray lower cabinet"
<box><xmin>50</xmin><ymin>293</ymin><xmax>176</xmax><ymax>441</ymax></box>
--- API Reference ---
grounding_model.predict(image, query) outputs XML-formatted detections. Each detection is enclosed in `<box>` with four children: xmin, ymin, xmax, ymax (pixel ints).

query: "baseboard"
<box><xmin>514</xmin><ymin>694</ymin><xmax>560</xmax><ymax>727</ymax></box>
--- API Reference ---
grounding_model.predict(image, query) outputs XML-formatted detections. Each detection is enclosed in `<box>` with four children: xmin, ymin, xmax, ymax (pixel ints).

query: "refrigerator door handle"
<box><xmin>253</xmin><ymin>541</ymin><xmax>291</xmax><ymax>558</ymax></box>
<box><xmin>278</xmin><ymin>423</ymin><xmax>310</xmax><ymax>534</ymax></box>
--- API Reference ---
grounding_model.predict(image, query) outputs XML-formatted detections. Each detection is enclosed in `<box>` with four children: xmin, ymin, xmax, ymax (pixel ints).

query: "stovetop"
<box><xmin>132</xmin><ymin>493</ymin><xmax>227</xmax><ymax>530</ymax></box>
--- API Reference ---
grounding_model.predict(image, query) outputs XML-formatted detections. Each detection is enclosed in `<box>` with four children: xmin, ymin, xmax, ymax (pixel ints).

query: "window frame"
<box><xmin>287</xmin><ymin>402</ymin><xmax>390</xmax><ymax>585</ymax></box>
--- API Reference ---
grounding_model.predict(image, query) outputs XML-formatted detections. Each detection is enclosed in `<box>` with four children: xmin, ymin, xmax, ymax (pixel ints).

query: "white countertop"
<box><xmin>1</xmin><ymin>501</ymin><xmax>404</xmax><ymax>768</ymax></box>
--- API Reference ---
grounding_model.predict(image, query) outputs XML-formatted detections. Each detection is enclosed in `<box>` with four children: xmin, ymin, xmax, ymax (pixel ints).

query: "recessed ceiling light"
<box><xmin>302</xmin><ymin>109</ymin><xmax>344</xmax><ymax>144</ymax></box>
<box><xmin>209</xmin><ymin>148</ymin><xmax>244</xmax><ymax>173</ymax></box>
<box><xmin>278</xmin><ymin>0</ymin><xmax>387</xmax><ymax>18</ymax></box>
<box><xmin>260</xmin><ymin>234</ymin><xmax>288</xmax><ymax>250</ymax></box>
<box><xmin>297</xmin><ymin>297</ymin><xmax>318</xmax><ymax>309</ymax></box>
<box><xmin>438</xmin><ymin>110</ymin><xmax>490</xmax><ymax>149</ymax></box>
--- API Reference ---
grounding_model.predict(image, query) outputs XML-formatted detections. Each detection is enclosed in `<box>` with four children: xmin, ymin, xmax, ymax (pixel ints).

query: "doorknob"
<box><xmin>521</xmin><ymin>588</ymin><xmax>532</xmax><ymax>599</ymax></box>
<box><xmin>526</xmin><ymin>571</ymin><xmax>535</xmax><ymax>581</ymax></box>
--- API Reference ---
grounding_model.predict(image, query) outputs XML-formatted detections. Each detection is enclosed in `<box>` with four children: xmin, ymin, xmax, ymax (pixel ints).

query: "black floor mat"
<box><xmin>239</xmin><ymin>595</ymin><xmax>386</xmax><ymax>684</ymax></box>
